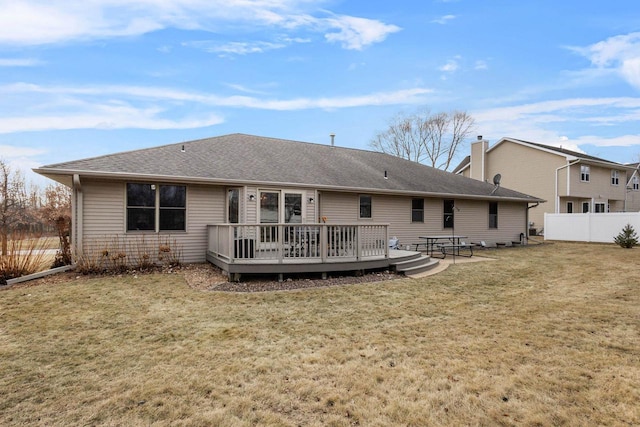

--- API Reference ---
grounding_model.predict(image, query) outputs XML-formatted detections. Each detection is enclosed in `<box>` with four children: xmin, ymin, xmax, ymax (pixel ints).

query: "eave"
<box><xmin>33</xmin><ymin>167</ymin><xmax>545</xmax><ymax>204</ymax></box>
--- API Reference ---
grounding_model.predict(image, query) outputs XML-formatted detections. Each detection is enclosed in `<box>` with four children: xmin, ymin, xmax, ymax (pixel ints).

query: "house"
<box><xmin>625</xmin><ymin>163</ymin><xmax>640</xmax><ymax>212</ymax></box>
<box><xmin>453</xmin><ymin>137</ymin><xmax>638</xmax><ymax>235</ymax></box>
<box><xmin>34</xmin><ymin>134</ymin><xmax>542</xmax><ymax>279</ymax></box>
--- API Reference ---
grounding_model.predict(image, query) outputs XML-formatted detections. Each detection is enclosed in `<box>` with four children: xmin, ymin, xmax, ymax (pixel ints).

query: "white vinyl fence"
<box><xmin>544</xmin><ymin>212</ymin><xmax>640</xmax><ymax>243</ymax></box>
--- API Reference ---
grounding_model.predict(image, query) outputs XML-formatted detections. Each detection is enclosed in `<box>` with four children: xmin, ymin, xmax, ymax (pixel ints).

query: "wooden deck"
<box><xmin>206</xmin><ymin>223</ymin><xmax>427</xmax><ymax>281</ymax></box>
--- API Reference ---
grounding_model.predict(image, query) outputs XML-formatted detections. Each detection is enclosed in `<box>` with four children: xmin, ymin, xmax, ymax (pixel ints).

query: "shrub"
<box><xmin>75</xmin><ymin>235</ymin><xmax>183</xmax><ymax>275</ymax></box>
<box><xmin>0</xmin><ymin>233</ymin><xmax>49</xmax><ymax>282</ymax></box>
<box><xmin>613</xmin><ymin>223</ymin><xmax>638</xmax><ymax>249</ymax></box>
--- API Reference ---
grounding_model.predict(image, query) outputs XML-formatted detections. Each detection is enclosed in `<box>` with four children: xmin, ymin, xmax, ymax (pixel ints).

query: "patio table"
<box><xmin>419</xmin><ymin>235</ymin><xmax>468</xmax><ymax>257</ymax></box>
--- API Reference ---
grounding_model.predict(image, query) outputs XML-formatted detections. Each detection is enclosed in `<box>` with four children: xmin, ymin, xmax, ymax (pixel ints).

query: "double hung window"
<box><xmin>359</xmin><ymin>195</ymin><xmax>372</xmax><ymax>219</ymax></box>
<box><xmin>611</xmin><ymin>170</ymin><xmax>619</xmax><ymax>186</ymax></box>
<box><xmin>411</xmin><ymin>199</ymin><xmax>424</xmax><ymax>223</ymax></box>
<box><xmin>580</xmin><ymin>165</ymin><xmax>590</xmax><ymax>182</ymax></box>
<box><xmin>489</xmin><ymin>202</ymin><xmax>498</xmax><ymax>229</ymax></box>
<box><xmin>443</xmin><ymin>199</ymin><xmax>454</xmax><ymax>229</ymax></box>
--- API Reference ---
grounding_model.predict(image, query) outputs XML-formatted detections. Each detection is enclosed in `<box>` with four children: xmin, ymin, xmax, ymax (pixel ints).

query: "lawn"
<box><xmin>1</xmin><ymin>242</ymin><xmax>638</xmax><ymax>426</ymax></box>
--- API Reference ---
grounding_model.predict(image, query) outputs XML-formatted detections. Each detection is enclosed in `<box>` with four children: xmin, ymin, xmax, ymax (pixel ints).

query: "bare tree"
<box><xmin>0</xmin><ymin>159</ymin><xmax>28</xmax><ymax>256</ymax></box>
<box><xmin>40</xmin><ymin>184</ymin><xmax>72</xmax><ymax>266</ymax></box>
<box><xmin>371</xmin><ymin>109</ymin><xmax>475</xmax><ymax>170</ymax></box>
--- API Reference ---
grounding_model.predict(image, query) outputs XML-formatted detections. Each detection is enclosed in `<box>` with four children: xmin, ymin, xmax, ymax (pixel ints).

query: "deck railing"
<box><xmin>207</xmin><ymin>223</ymin><xmax>389</xmax><ymax>263</ymax></box>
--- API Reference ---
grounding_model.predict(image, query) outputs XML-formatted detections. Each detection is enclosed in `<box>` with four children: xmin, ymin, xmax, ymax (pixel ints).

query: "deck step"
<box><xmin>392</xmin><ymin>255</ymin><xmax>440</xmax><ymax>277</ymax></box>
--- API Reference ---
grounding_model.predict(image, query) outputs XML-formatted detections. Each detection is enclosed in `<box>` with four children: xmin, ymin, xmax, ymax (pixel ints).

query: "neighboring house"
<box><xmin>35</xmin><ymin>134</ymin><xmax>542</xmax><ymax>278</ymax></box>
<box><xmin>453</xmin><ymin>137</ymin><xmax>638</xmax><ymax>235</ymax></box>
<box><xmin>626</xmin><ymin>163</ymin><xmax>640</xmax><ymax>212</ymax></box>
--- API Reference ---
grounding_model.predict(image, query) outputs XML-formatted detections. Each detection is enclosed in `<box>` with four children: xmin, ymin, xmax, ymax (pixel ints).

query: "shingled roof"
<box><xmin>34</xmin><ymin>133</ymin><xmax>543</xmax><ymax>202</ymax></box>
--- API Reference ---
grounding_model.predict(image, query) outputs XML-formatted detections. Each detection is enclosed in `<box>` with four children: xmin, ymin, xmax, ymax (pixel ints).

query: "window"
<box><xmin>633</xmin><ymin>176</ymin><xmax>639</xmax><ymax>191</ymax></box>
<box><xmin>127</xmin><ymin>183</ymin><xmax>186</xmax><ymax>232</ymax></box>
<box><xmin>359</xmin><ymin>195</ymin><xmax>372</xmax><ymax>219</ymax></box>
<box><xmin>411</xmin><ymin>198</ymin><xmax>424</xmax><ymax>223</ymax></box>
<box><xmin>582</xmin><ymin>202</ymin><xmax>590</xmax><ymax>213</ymax></box>
<box><xmin>443</xmin><ymin>199</ymin><xmax>454</xmax><ymax>229</ymax></box>
<box><xmin>489</xmin><ymin>202</ymin><xmax>498</xmax><ymax>229</ymax></box>
<box><xmin>611</xmin><ymin>170</ymin><xmax>619</xmax><ymax>186</ymax></box>
<box><xmin>595</xmin><ymin>203</ymin><xmax>606</xmax><ymax>213</ymax></box>
<box><xmin>227</xmin><ymin>188</ymin><xmax>239</xmax><ymax>223</ymax></box>
<box><xmin>580</xmin><ymin>165</ymin><xmax>590</xmax><ymax>182</ymax></box>
<box><xmin>567</xmin><ymin>202</ymin><xmax>573</xmax><ymax>214</ymax></box>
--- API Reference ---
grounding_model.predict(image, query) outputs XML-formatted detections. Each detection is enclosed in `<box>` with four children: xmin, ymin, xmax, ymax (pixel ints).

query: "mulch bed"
<box><xmin>1</xmin><ymin>263</ymin><xmax>404</xmax><ymax>293</ymax></box>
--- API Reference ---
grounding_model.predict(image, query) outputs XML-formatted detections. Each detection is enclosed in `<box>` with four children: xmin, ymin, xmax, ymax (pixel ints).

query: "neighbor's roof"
<box><xmin>453</xmin><ymin>137</ymin><xmax>633</xmax><ymax>174</ymax></box>
<box><xmin>493</xmin><ymin>138</ymin><xmax>634</xmax><ymax>168</ymax></box>
<box><xmin>34</xmin><ymin>133</ymin><xmax>543</xmax><ymax>202</ymax></box>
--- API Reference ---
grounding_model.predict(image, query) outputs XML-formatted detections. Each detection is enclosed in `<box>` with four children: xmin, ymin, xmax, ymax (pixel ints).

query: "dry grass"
<box><xmin>0</xmin><ymin>242</ymin><xmax>638</xmax><ymax>426</ymax></box>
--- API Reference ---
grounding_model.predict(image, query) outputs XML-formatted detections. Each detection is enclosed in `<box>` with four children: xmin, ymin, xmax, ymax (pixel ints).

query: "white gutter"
<box><xmin>555</xmin><ymin>160</ymin><xmax>580</xmax><ymax>213</ymax></box>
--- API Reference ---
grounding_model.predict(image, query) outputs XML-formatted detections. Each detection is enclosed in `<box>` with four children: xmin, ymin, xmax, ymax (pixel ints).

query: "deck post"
<box><xmin>320</xmin><ymin>224</ymin><xmax>328</xmax><ymax>262</ymax></box>
<box><xmin>356</xmin><ymin>226</ymin><xmax>362</xmax><ymax>260</ymax></box>
<box><xmin>385</xmin><ymin>225</ymin><xmax>389</xmax><ymax>258</ymax></box>
<box><xmin>278</xmin><ymin>224</ymin><xmax>284</xmax><ymax>263</ymax></box>
<box><xmin>228</xmin><ymin>225</ymin><xmax>234</xmax><ymax>263</ymax></box>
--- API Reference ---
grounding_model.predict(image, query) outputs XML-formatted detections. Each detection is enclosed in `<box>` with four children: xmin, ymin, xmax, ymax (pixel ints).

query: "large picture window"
<box><xmin>411</xmin><ymin>198</ymin><xmax>424</xmax><ymax>223</ymax></box>
<box><xmin>359</xmin><ymin>195</ymin><xmax>372</xmax><ymax>219</ymax></box>
<box><xmin>127</xmin><ymin>183</ymin><xmax>186</xmax><ymax>232</ymax></box>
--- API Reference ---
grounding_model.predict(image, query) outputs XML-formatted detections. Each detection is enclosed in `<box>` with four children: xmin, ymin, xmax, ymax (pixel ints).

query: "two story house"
<box><xmin>453</xmin><ymin>137</ymin><xmax>638</xmax><ymax>235</ymax></box>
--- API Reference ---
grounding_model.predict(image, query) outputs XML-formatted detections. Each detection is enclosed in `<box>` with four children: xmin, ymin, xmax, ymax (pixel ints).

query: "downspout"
<box><xmin>526</xmin><ymin>202</ymin><xmax>540</xmax><ymax>241</ymax></box>
<box><xmin>555</xmin><ymin>160</ymin><xmax>580</xmax><ymax>213</ymax></box>
<box><xmin>73</xmin><ymin>174</ymin><xmax>83</xmax><ymax>256</ymax></box>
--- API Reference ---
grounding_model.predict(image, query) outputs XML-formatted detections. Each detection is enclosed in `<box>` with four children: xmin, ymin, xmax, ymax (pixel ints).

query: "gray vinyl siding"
<box><xmin>319</xmin><ymin>192</ymin><xmax>358</xmax><ymax>222</ymax></box>
<box><xmin>319</xmin><ymin>192</ymin><xmax>528</xmax><ymax>245</ymax></box>
<box><xmin>81</xmin><ymin>180</ymin><xmax>225</xmax><ymax>263</ymax></box>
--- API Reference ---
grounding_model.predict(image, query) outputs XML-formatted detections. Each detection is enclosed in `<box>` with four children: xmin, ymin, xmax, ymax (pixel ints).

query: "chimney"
<box><xmin>470</xmin><ymin>136</ymin><xmax>489</xmax><ymax>182</ymax></box>
<box><xmin>330</xmin><ymin>133</ymin><xmax>335</xmax><ymax>147</ymax></box>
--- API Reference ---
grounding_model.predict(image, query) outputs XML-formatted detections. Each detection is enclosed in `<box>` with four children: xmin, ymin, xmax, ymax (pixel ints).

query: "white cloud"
<box><xmin>474</xmin><ymin>60</ymin><xmax>488</xmax><ymax>70</ymax></box>
<box><xmin>431</xmin><ymin>15</ymin><xmax>456</xmax><ymax>25</ymax></box>
<box><xmin>439</xmin><ymin>59</ymin><xmax>459</xmax><ymax>72</ymax></box>
<box><xmin>0</xmin><ymin>145</ymin><xmax>46</xmax><ymax>158</ymax></box>
<box><xmin>0</xmin><ymin>1</ymin><xmax>400</xmax><ymax>50</ymax></box>
<box><xmin>324</xmin><ymin>15</ymin><xmax>401</xmax><ymax>50</ymax></box>
<box><xmin>473</xmin><ymin>97</ymin><xmax>640</xmax><ymax>149</ymax></box>
<box><xmin>569</xmin><ymin>32</ymin><xmax>640</xmax><ymax>90</ymax></box>
<box><xmin>186</xmin><ymin>40</ymin><xmax>287</xmax><ymax>56</ymax></box>
<box><xmin>0</xmin><ymin>82</ymin><xmax>432</xmax><ymax>133</ymax></box>
<box><xmin>0</xmin><ymin>58</ymin><xmax>43</xmax><ymax>67</ymax></box>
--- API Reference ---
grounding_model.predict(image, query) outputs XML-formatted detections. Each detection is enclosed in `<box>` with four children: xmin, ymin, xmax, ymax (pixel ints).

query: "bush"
<box><xmin>75</xmin><ymin>235</ymin><xmax>183</xmax><ymax>275</ymax></box>
<box><xmin>614</xmin><ymin>224</ymin><xmax>638</xmax><ymax>249</ymax></box>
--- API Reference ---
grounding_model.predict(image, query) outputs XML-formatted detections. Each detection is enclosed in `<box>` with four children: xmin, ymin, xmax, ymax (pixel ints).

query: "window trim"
<box><xmin>594</xmin><ymin>202</ymin><xmax>606</xmax><ymax>213</ymax></box>
<box><xmin>633</xmin><ymin>176</ymin><xmax>639</xmax><ymax>191</ymax></box>
<box><xmin>411</xmin><ymin>198</ymin><xmax>424</xmax><ymax>223</ymax></box>
<box><xmin>126</xmin><ymin>183</ymin><xmax>187</xmax><ymax>232</ymax></box>
<box><xmin>567</xmin><ymin>201</ymin><xmax>573</xmax><ymax>214</ymax></box>
<box><xmin>580</xmin><ymin>165</ymin><xmax>590</xmax><ymax>182</ymax></box>
<box><xmin>582</xmin><ymin>201</ymin><xmax>590</xmax><ymax>213</ymax></box>
<box><xmin>611</xmin><ymin>170</ymin><xmax>619</xmax><ymax>186</ymax></box>
<box><xmin>359</xmin><ymin>194</ymin><xmax>372</xmax><ymax>219</ymax></box>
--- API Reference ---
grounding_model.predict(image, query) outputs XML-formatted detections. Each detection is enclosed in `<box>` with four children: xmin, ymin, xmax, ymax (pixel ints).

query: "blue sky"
<box><xmin>1</xmin><ymin>0</ymin><xmax>640</xmax><ymax>186</ymax></box>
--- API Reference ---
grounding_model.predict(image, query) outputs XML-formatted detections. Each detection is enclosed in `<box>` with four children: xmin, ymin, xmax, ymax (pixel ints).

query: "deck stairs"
<box><xmin>391</xmin><ymin>252</ymin><xmax>440</xmax><ymax>277</ymax></box>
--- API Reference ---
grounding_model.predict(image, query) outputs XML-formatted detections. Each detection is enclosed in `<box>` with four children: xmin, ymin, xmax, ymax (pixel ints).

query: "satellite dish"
<box><xmin>493</xmin><ymin>173</ymin><xmax>502</xmax><ymax>186</ymax></box>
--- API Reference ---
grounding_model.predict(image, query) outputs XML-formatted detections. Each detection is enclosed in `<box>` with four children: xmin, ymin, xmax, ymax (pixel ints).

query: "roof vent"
<box><xmin>330</xmin><ymin>133</ymin><xmax>335</xmax><ymax>147</ymax></box>
<box><xmin>384</xmin><ymin>170</ymin><xmax>388</xmax><ymax>179</ymax></box>
<box><xmin>477</xmin><ymin>135</ymin><xmax>483</xmax><ymax>140</ymax></box>
<box><xmin>181</xmin><ymin>144</ymin><xmax>185</xmax><ymax>153</ymax></box>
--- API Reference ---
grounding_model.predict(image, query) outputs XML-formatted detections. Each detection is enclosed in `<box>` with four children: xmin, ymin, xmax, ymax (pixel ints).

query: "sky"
<box><xmin>1</xmin><ymin>0</ymin><xmax>640</xmax><ymax>187</ymax></box>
